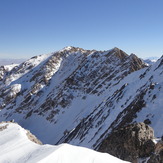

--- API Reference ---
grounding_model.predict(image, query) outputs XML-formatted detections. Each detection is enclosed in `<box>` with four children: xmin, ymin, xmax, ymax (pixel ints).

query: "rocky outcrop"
<box><xmin>98</xmin><ymin>123</ymin><xmax>155</xmax><ymax>162</ymax></box>
<box><xmin>0</xmin><ymin>123</ymin><xmax>8</xmax><ymax>131</ymax></box>
<box><xmin>26</xmin><ymin>129</ymin><xmax>42</xmax><ymax>145</ymax></box>
<box><xmin>147</xmin><ymin>140</ymin><xmax>163</xmax><ymax>163</ymax></box>
<box><xmin>0</xmin><ymin>121</ymin><xmax>42</xmax><ymax>145</ymax></box>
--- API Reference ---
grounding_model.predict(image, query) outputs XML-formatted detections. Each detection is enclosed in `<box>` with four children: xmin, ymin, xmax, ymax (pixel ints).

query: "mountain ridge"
<box><xmin>0</xmin><ymin>122</ymin><xmax>128</xmax><ymax>163</ymax></box>
<box><xmin>0</xmin><ymin>47</ymin><xmax>162</xmax><ymax>151</ymax></box>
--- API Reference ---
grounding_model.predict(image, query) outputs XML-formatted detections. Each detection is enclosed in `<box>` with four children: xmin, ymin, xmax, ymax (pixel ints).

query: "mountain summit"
<box><xmin>0</xmin><ymin>47</ymin><xmax>162</xmax><ymax>151</ymax></box>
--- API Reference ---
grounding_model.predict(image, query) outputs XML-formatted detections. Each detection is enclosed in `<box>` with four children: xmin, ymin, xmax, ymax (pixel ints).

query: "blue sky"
<box><xmin>0</xmin><ymin>0</ymin><xmax>163</xmax><ymax>59</ymax></box>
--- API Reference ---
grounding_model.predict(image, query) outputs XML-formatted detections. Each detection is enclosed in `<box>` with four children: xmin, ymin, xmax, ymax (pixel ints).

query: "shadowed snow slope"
<box><xmin>0</xmin><ymin>122</ymin><xmax>128</xmax><ymax>163</ymax></box>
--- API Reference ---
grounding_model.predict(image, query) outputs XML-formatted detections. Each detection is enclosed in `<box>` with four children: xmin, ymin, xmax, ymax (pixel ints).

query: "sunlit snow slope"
<box><xmin>0</xmin><ymin>46</ymin><xmax>162</xmax><ymax>150</ymax></box>
<box><xmin>0</xmin><ymin>122</ymin><xmax>128</xmax><ymax>163</ymax></box>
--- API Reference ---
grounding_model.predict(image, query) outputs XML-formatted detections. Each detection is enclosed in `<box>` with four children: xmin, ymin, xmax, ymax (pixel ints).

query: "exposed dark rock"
<box><xmin>128</xmin><ymin>53</ymin><xmax>147</xmax><ymax>72</ymax></box>
<box><xmin>147</xmin><ymin>140</ymin><xmax>163</xmax><ymax>163</ymax></box>
<box><xmin>144</xmin><ymin>119</ymin><xmax>151</xmax><ymax>125</ymax></box>
<box><xmin>98</xmin><ymin>122</ymin><xmax>155</xmax><ymax>162</ymax></box>
<box><xmin>0</xmin><ymin>124</ymin><xmax>8</xmax><ymax>131</ymax></box>
<box><xmin>111</xmin><ymin>47</ymin><xmax>128</xmax><ymax>60</ymax></box>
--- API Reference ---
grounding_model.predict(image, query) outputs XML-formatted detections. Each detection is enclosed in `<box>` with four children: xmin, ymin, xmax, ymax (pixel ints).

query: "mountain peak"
<box><xmin>109</xmin><ymin>47</ymin><xmax>128</xmax><ymax>60</ymax></box>
<box><xmin>60</xmin><ymin>46</ymin><xmax>86</xmax><ymax>53</ymax></box>
<box><xmin>0</xmin><ymin>46</ymin><xmax>162</xmax><ymax>155</ymax></box>
<box><xmin>62</xmin><ymin>46</ymin><xmax>75</xmax><ymax>51</ymax></box>
<box><xmin>112</xmin><ymin>47</ymin><xmax>120</xmax><ymax>51</ymax></box>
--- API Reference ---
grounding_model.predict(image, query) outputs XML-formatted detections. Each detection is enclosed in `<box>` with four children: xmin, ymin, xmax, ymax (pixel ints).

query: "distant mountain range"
<box><xmin>0</xmin><ymin>47</ymin><xmax>162</xmax><ymax>162</ymax></box>
<box><xmin>143</xmin><ymin>57</ymin><xmax>159</xmax><ymax>65</ymax></box>
<box><xmin>0</xmin><ymin>55</ymin><xmax>159</xmax><ymax>66</ymax></box>
<box><xmin>0</xmin><ymin>58</ymin><xmax>26</xmax><ymax>66</ymax></box>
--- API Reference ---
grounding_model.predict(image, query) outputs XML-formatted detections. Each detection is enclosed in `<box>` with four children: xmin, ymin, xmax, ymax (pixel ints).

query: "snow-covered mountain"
<box><xmin>0</xmin><ymin>58</ymin><xmax>26</xmax><ymax>66</ymax></box>
<box><xmin>0</xmin><ymin>122</ymin><xmax>128</xmax><ymax>163</ymax></box>
<box><xmin>0</xmin><ymin>46</ymin><xmax>162</xmax><ymax>151</ymax></box>
<box><xmin>143</xmin><ymin>57</ymin><xmax>159</xmax><ymax>65</ymax></box>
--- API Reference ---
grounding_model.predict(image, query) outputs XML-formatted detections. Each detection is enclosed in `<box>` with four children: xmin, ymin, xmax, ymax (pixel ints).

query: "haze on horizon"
<box><xmin>0</xmin><ymin>0</ymin><xmax>162</xmax><ymax>59</ymax></box>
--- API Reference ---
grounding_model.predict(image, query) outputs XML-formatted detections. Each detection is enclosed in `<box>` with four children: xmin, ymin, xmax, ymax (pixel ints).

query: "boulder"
<box><xmin>98</xmin><ymin>122</ymin><xmax>155</xmax><ymax>162</ymax></box>
<box><xmin>147</xmin><ymin>140</ymin><xmax>163</xmax><ymax>163</ymax></box>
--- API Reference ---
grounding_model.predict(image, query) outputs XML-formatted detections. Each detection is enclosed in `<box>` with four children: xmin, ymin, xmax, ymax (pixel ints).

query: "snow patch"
<box><xmin>0</xmin><ymin>122</ymin><xmax>129</xmax><ymax>163</ymax></box>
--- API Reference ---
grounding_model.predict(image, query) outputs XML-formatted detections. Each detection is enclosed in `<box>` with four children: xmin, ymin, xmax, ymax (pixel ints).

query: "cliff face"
<box><xmin>0</xmin><ymin>47</ymin><xmax>162</xmax><ymax>150</ymax></box>
<box><xmin>98</xmin><ymin>122</ymin><xmax>155</xmax><ymax>162</ymax></box>
<box><xmin>98</xmin><ymin>122</ymin><xmax>163</xmax><ymax>163</ymax></box>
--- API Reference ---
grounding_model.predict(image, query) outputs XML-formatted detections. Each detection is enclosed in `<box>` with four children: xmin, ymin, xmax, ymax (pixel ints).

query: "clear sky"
<box><xmin>0</xmin><ymin>0</ymin><xmax>163</xmax><ymax>59</ymax></box>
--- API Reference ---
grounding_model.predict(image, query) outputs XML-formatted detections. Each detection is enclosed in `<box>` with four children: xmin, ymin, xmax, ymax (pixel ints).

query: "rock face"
<box><xmin>98</xmin><ymin>123</ymin><xmax>155</xmax><ymax>162</ymax></box>
<box><xmin>26</xmin><ymin>129</ymin><xmax>42</xmax><ymax>145</ymax></box>
<box><xmin>147</xmin><ymin>140</ymin><xmax>163</xmax><ymax>163</ymax></box>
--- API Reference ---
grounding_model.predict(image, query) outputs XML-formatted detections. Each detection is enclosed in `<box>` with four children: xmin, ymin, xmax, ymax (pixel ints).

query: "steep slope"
<box><xmin>0</xmin><ymin>122</ymin><xmax>128</xmax><ymax>163</ymax></box>
<box><xmin>60</xmin><ymin>55</ymin><xmax>163</xmax><ymax>149</ymax></box>
<box><xmin>0</xmin><ymin>46</ymin><xmax>162</xmax><ymax>151</ymax></box>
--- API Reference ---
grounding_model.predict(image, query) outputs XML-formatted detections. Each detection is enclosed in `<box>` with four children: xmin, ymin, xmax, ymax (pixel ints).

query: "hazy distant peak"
<box><xmin>0</xmin><ymin>58</ymin><xmax>26</xmax><ymax>66</ymax></box>
<box><xmin>143</xmin><ymin>56</ymin><xmax>160</xmax><ymax>66</ymax></box>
